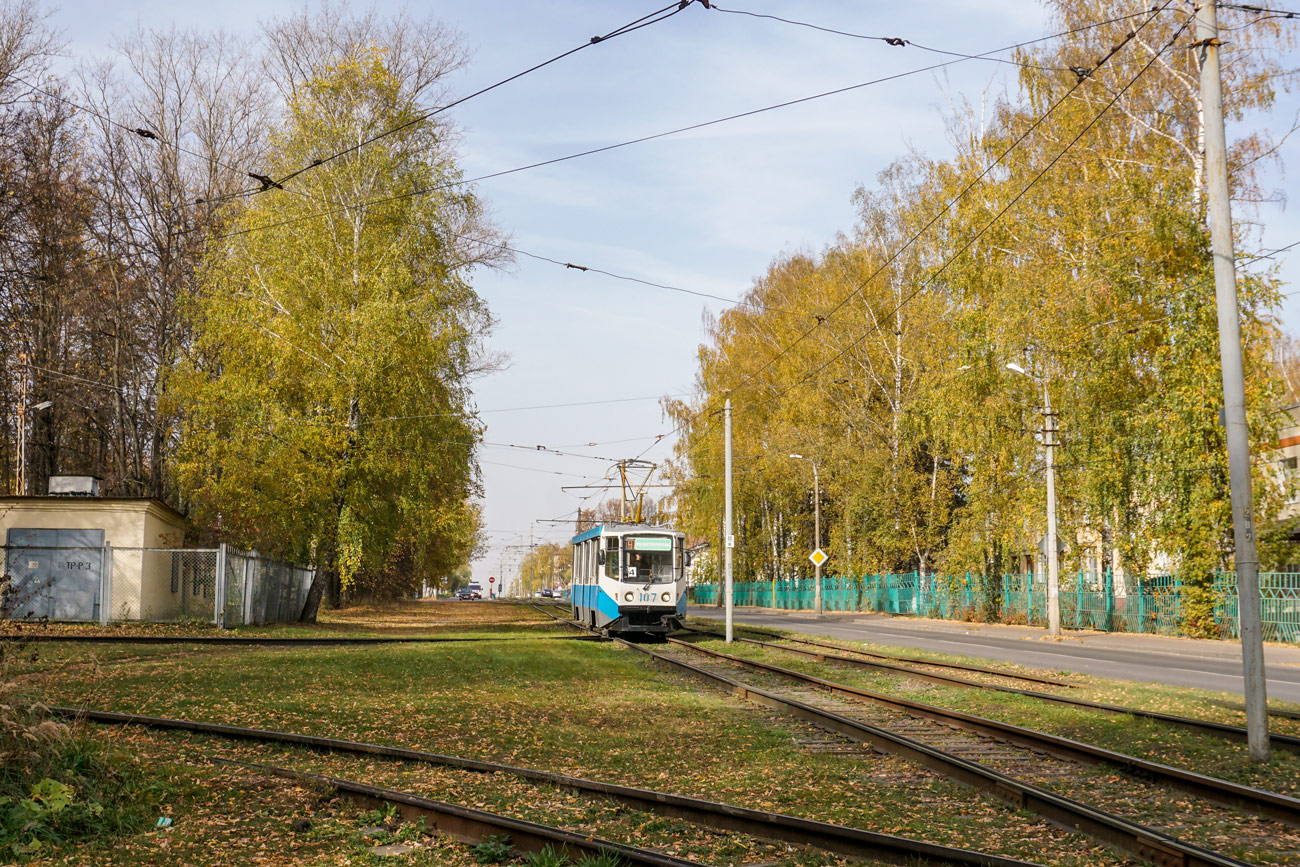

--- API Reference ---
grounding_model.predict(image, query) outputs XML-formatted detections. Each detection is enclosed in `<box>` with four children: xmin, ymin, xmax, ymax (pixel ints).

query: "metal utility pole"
<box><xmin>1196</xmin><ymin>0</ymin><xmax>1269</xmax><ymax>762</ymax></box>
<box><xmin>724</xmin><ymin>398</ymin><xmax>734</xmax><ymax>644</ymax></box>
<box><xmin>1042</xmin><ymin>384</ymin><xmax>1060</xmax><ymax>638</ymax></box>
<box><xmin>1007</xmin><ymin>363</ymin><xmax>1060</xmax><ymax>637</ymax></box>
<box><xmin>790</xmin><ymin>454</ymin><xmax>823</xmax><ymax>616</ymax></box>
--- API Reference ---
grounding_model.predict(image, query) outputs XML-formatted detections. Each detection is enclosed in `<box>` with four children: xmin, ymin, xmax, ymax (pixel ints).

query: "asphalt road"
<box><xmin>688</xmin><ymin>605</ymin><xmax>1300</xmax><ymax>704</ymax></box>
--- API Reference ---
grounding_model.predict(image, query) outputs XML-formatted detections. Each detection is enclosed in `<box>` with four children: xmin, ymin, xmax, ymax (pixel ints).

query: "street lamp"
<box><xmin>1006</xmin><ymin>363</ymin><xmax>1060</xmax><ymax>637</ymax></box>
<box><xmin>16</xmin><ymin>399</ymin><xmax>53</xmax><ymax>496</ymax></box>
<box><xmin>789</xmin><ymin>453</ymin><xmax>823</xmax><ymax>616</ymax></box>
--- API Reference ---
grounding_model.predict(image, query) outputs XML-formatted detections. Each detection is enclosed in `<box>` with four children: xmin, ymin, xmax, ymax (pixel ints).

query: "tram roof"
<box><xmin>570</xmin><ymin>523</ymin><xmax>681</xmax><ymax>545</ymax></box>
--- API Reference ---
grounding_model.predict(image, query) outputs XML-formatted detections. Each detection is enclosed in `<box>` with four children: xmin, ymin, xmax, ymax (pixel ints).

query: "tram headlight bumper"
<box><xmin>661</xmin><ymin>593</ymin><xmax>670</xmax><ymax>602</ymax></box>
<box><xmin>624</xmin><ymin>591</ymin><xmax>633</xmax><ymax>601</ymax></box>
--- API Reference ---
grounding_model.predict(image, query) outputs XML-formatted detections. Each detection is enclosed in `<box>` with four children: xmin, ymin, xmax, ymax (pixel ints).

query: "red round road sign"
<box><xmin>489</xmin><ymin>576</ymin><xmax>496</xmax><ymax>583</ymax></box>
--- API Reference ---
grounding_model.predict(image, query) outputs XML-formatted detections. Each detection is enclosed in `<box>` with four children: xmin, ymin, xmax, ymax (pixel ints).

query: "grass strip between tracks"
<box><xmin>662</xmin><ymin>635</ymin><xmax>1300</xmax><ymax>828</ymax></box>
<box><xmin>60</xmin><ymin>706</ymin><xmax>1048</xmax><ymax>867</ymax></box>
<box><xmin>214</xmin><ymin>757</ymin><xmax>709</xmax><ymax>867</ymax></box>
<box><xmin>620</xmin><ymin>637</ymin><xmax>1253</xmax><ymax>867</ymax></box>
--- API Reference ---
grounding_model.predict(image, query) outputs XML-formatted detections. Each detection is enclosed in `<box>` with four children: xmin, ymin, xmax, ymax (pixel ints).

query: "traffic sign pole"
<box><xmin>812</xmin><ymin>462</ymin><xmax>821</xmax><ymax>616</ymax></box>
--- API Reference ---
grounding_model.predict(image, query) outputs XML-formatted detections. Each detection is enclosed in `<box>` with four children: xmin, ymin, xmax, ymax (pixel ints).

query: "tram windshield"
<box><xmin>622</xmin><ymin>536</ymin><xmax>676</xmax><ymax>584</ymax></box>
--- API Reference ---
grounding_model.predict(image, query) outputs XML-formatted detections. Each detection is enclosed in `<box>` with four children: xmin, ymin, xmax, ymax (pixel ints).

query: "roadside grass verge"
<box><xmin>679</xmin><ymin>630</ymin><xmax>1300</xmax><ymax>798</ymax></box>
<box><xmin>689</xmin><ymin>617</ymin><xmax>1300</xmax><ymax>721</ymax></box>
<box><xmin>21</xmin><ymin>630</ymin><xmax>1127</xmax><ymax>866</ymax></box>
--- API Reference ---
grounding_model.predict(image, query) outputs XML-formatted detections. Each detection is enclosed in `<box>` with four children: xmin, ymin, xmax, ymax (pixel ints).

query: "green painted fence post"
<box><xmin>1137</xmin><ymin>577</ymin><xmax>1145</xmax><ymax>632</ymax></box>
<box><xmin>1076</xmin><ymin>572</ymin><xmax>1083</xmax><ymax>630</ymax></box>
<box><xmin>1104</xmin><ymin>568</ymin><xmax>1114</xmax><ymax>632</ymax></box>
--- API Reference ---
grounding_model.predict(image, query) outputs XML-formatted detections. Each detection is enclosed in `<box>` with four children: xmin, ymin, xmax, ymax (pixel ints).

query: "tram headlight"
<box><xmin>661</xmin><ymin>593</ymin><xmax>670</xmax><ymax>602</ymax></box>
<box><xmin>624</xmin><ymin>591</ymin><xmax>633</xmax><ymax>602</ymax></box>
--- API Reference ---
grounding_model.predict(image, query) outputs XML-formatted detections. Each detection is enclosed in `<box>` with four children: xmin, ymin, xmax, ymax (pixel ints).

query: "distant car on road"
<box><xmin>455</xmin><ymin>583</ymin><xmax>483</xmax><ymax>600</ymax></box>
<box><xmin>538</xmin><ymin>588</ymin><xmax>554</xmax><ymax>598</ymax></box>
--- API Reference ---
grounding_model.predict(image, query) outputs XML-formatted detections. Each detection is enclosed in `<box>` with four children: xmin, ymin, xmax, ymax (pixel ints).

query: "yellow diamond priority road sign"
<box><xmin>809</xmin><ymin>548</ymin><xmax>828</xmax><ymax>567</ymax></box>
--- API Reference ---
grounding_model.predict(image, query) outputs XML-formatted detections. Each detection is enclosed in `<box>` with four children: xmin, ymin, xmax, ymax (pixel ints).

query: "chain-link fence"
<box><xmin>109</xmin><ymin>548</ymin><xmax>219</xmax><ymax>622</ymax></box>
<box><xmin>1</xmin><ymin>543</ymin><xmax>313</xmax><ymax>627</ymax></box>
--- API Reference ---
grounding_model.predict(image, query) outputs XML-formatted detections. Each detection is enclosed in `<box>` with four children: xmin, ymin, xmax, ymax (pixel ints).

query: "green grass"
<box><xmin>0</xmin><ymin>719</ymin><xmax>170</xmax><ymax>861</ymax></box>
<box><xmin>689</xmin><ymin>621</ymin><xmax>1300</xmax><ymax>795</ymax></box>
<box><xmin>23</xmin><ymin>600</ymin><xmax>1265</xmax><ymax>865</ymax></box>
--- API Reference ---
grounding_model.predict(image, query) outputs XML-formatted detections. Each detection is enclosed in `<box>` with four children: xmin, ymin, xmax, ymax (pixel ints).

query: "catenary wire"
<box><xmin>632</xmin><ymin>5</ymin><xmax>1174</xmax><ymax>463</ymax></box>
<box><xmin>647</xmin><ymin>9</ymin><xmax>1188</xmax><ymax>469</ymax></box>
<box><xmin>1221</xmin><ymin>3</ymin><xmax>1300</xmax><ymax>18</ymax></box>
<box><xmin>708</xmin><ymin>4</ymin><xmax>1072</xmax><ymax>72</ymax></box>
<box><xmin>186</xmin><ymin>7</ymin><xmax>1170</xmax><ymax>251</ymax></box>
<box><xmin>223</xmin><ymin>0</ymin><xmax>706</xmax><ymax>202</ymax></box>
<box><xmin>705</xmin><ymin>4</ymin><xmax>1173</xmax><ymax>406</ymax></box>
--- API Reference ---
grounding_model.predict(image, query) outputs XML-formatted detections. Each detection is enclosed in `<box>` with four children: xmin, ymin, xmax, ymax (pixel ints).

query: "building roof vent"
<box><xmin>47</xmin><ymin>475</ymin><xmax>100</xmax><ymax>497</ymax></box>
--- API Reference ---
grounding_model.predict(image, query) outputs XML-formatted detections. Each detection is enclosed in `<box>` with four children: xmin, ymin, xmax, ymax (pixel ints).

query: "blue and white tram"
<box><xmin>570</xmin><ymin>523</ymin><xmax>686</xmax><ymax>635</ymax></box>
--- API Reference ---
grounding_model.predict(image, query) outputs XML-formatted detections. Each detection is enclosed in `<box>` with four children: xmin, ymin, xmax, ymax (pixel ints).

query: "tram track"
<box><xmin>676</xmin><ymin>627</ymin><xmax>1078</xmax><ymax>693</ymax></box>
<box><xmin>530</xmin><ymin>604</ymin><xmax>1299</xmax><ymax>864</ymax></box>
<box><xmin>212</xmin><ymin>756</ymin><xmax>709</xmax><ymax>867</ymax></box>
<box><xmin>56</xmin><ymin>706</ymin><xmax>1047</xmax><ymax>867</ymax></box>
<box><xmin>616</xmin><ymin>635</ymin><xmax>1286</xmax><ymax>867</ymax></box>
<box><xmin>683</xmin><ymin>625</ymin><xmax>1300</xmax><ymax>754</ymax></box>
<box><xmin>664</xmin><ymin>635</ymin><xmax>1300</xmax><ymax>826</ymax></box>
<box><xmin>692</xmin><ymin>624</ymin><xmax>1077</xmax><ymax>688</ymax></box>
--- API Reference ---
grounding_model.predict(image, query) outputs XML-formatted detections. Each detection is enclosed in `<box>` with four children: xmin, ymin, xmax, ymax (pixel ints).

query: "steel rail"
<box><xmin>693</xmin><ymin>624</ymin><xmax>1076</xmax><ymax>687</ymax></box>
<box><xmin>664</xmin><ymin>636</ymin><xmax>1300</xmax><ymax>828</ymax></box>
<box><xmin>678</xmin><ymin>627</ymin><xmax>1075</xmax><ymax>694</ymax></box>
<box><xmin>10</xmin><ymin>633</ymin><xmax>600</xmax><ymax>645</ymax></box>
<box><xmin>616</xmin><ymin>638</ymin><xmax>1254</xmax><ymax>867</ymax></box>
<box><xmin>213</xmin><ymin>757</ymin><xmax>707</xmax><ymax>867</ymax></box>
<box><xmin>680</xmin><ymin>626</ymin><xmax>1300</xmax><ymax>755</ymax></box>
<box><xmin>57</xmin><ymin>706</ymin><xmax>1045</xmax><ymax>867</ymax></box>
<box><xmin>1214</xmin><ymin>700</ymin><xmax>1300</xmax><ymax>722</ymax></box>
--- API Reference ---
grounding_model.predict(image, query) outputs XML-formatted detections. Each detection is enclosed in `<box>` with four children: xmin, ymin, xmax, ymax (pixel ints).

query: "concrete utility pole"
<box><xmin>1196</xmin><ymin>0</ymin><xmax>1269</xmax><ymax>762</ymax></box>
<box><xmin>724</xmin><ymin>398</ymin><xmax>734</xmax><ymax>644</ymax></box>
<box><xmin>1008</xmin><ymin>363</ymin><xmax>1060</xmax><ymax>636</ymax></box>
<box><xmin>790</xmin><ymin>453</ymin><xmax>822</xmax><ymax>616</ymax></box>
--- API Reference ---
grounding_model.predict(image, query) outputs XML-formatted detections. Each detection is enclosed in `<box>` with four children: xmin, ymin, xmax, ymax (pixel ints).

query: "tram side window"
<box><xmin>604</xmin><ymin>536</ymin><xmax>619</xmax><ymax>579</ymax></box>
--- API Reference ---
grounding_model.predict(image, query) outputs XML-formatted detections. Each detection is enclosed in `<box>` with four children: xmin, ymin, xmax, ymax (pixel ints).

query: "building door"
<box><xmin>4</xmin><ymin>528</ymin><xmax>105</xmax><ymax>622</ymax></box>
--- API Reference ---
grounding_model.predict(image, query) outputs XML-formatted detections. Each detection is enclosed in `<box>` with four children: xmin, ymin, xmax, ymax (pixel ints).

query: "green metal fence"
<box><xmin>688</xmin><ymin>570</ymin><xmax>1300</xmax><ymax>643</ymax></box>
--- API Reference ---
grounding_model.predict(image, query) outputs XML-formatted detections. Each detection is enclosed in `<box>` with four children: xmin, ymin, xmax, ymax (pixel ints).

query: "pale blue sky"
<box><xmin>46</xmin><ymin>1</ymin><xmax>1300</xmax><ymax>592</ymax></box>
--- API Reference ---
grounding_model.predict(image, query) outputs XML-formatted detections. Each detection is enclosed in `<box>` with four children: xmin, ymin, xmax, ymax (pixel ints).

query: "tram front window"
<box><xmin>623</xmin><ymin>538</ymin><xmax>675</xmax><ymax>584</ymax></box>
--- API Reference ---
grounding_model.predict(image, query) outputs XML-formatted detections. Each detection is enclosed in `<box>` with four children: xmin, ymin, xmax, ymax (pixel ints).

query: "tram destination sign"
<box><xmin>627</xmin><ymin>537</ymin><xmax>672</xmax><ymax>551</ymax></box>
